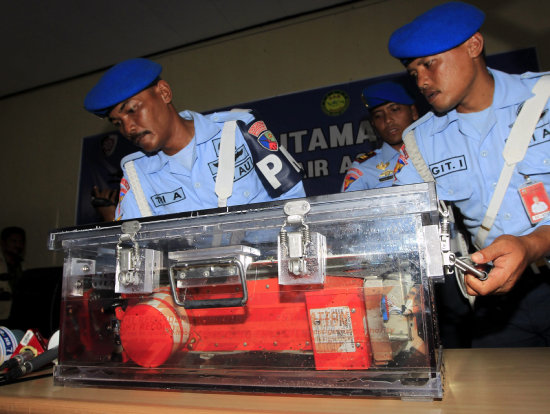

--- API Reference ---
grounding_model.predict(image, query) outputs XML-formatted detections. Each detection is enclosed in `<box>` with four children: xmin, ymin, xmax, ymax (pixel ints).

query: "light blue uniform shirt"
<box><xmin>395</xmin><ymin>68</ymin><xmax>550</xmax><ymax>247</ymax></box>
<box><xmin>115</xmin><ymin>110</ymin><xmax>305</xmax><ymax>220</ymax></box>
<box><xmin>342</xmin><ymin>142</ymin><xmax>400</xmax><ymax>192</ymax></box>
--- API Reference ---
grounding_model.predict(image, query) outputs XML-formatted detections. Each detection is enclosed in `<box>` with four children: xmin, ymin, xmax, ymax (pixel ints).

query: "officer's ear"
<box><xmin>411</xmin><ymin>104</ymin><xmax>419</xmax><ymax>121</ymax></box>
<box><xmin>156</xmin><ymin>80</ymin><xmax>173</xmax><ymax>104</ymax></box>
<box><xmin>368</xmin><ymin>118</ymin><xmax>380</xmax><ymax>136</ymax></box>
<box><xmin>466</xmin><ymin>32</ymin><xmax>484</xmax><ymax>59</ymax></box>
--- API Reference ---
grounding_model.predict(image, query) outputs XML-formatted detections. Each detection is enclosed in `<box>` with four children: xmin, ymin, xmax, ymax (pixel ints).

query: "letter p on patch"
<box><xmin>256</xmin><ymin>154</ymin><xmax>282</xmax><ymax>189</ymax></box>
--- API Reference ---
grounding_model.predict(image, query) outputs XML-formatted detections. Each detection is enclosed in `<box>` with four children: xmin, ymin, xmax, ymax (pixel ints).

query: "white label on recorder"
<box><xmin>309</xmin><ymin>306</ymin><xmax>355</xmax><ymax>353</ymax></box>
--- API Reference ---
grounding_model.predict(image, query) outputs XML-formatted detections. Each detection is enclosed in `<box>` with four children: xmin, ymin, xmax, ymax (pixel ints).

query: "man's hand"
<box><xmin>467</xmin><ymin>226</ymin><xmax>550</xmax><ymax>295</ymax></box>
<box><xmin>92</xmin><ymin>186</ymin><xmax>118</xmax><ymax>222</ymax></box>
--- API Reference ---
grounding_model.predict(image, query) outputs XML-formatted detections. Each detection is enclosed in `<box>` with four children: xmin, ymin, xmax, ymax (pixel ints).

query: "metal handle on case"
<box><xmin>168</xmin><ymin>258</ymin><xmax>248</xmax><ymax>308</ymax></box>
<box><xmin>450</xmin><ymin>253</ymin><xmax>489</xmax><ymax>281</ymax></box>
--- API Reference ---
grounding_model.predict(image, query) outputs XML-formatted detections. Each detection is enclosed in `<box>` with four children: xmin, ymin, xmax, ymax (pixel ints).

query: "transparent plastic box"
<box><xmin>49</xmin><ymin>183</ymin><xmax>445</xmax><ymax>399</ymax></box>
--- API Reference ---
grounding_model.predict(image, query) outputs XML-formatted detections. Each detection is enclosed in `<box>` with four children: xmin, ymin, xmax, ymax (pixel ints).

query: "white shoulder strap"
<box><xmin>214</xmin><ymin>109</ymin><xmax>249</xmax><ymax>208</ymax></box>
<box><xmin>125</xmin><ymin>160</ymin><xmax>153</xmax><ymax>217</ymax></box>
<box><xmin>402</xmin><ymin>130</ymin><xmax>435</xmax><ymax>183</ymax></box>
<box><xmin>215</xmin><ymin>120</ymin><xmax>237</xmax><ymax>208</ymax></box>
<box><xmin>474</xmin><ymin>75</ymin><xmax>550</xmax><ymax>248</ymax></box>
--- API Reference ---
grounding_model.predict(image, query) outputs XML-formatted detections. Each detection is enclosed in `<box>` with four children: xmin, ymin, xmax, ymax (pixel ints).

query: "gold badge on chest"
<box><xmin>376</xmin><ymin>161</ymin><xmax>390</xmax><ymax>170</ymax></box>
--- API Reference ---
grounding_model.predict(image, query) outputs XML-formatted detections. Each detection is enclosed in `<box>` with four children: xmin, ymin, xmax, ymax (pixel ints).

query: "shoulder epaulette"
<box><xmin>355</xmin><ymin>151</ymin><xmax>377</xmax><ymax>164</ymax></box>
<box><xmin>206</xmin><ymin>109</ymin><xmax>254</xmax><ymax>124</ymax></box>
<box><xmin>403</xmin><ymin>111</ymin><xmax>434</xmax><ymax>136</ymax></box>
<box><xmin>121</xmin><ymin>151</ymin><xmax>147</xmax><ymax>166</ymax></box>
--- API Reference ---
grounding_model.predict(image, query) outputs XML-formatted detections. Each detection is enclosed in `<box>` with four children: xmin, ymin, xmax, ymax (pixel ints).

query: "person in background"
<box><xmin>342</xmin><ymin>81</ymin><xmax>418</xmax><ymax>192</ymax></box>
<box><xmin>0</xmin><ymin>227</ymin><xmax>25</xmax><ymax>324</ymax></box>
<box><xmin>84</xmin><ymin>58</ymin><xmax>305</xmax><ymax>220</ymax></box>
<box><xmin>389</xmin><ymin>1</ymin><xmax>550</xmax><ymax>346</ymax></box>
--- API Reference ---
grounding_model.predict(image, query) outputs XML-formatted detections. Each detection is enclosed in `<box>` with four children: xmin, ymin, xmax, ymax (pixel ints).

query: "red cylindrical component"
<box><xmin>119</xmin><ymin>289</ymin><xmax>189</xmax><ymax>368</ymax></box>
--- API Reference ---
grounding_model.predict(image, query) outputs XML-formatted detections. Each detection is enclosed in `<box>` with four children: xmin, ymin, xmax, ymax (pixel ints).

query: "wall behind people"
<box><xmin>0</xmin><ymin>0</ymin><xmax>548</xmax><ymax>269</ymax></box>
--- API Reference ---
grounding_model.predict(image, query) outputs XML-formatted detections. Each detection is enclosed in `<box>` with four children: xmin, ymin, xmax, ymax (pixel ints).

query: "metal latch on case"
<box><xmin>278</xmin><ymin>200</ymin><xmax>326</xmax><ymax>285</ymax></box>
<box><xmin>115</xmin><ymin>220</ymin><xmax>161</xmax><ymax>293</ymax></box>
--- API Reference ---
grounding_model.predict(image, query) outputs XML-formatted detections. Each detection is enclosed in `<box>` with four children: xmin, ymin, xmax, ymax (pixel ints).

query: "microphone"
<box><xmin>3</xmin><ymin>347</ymin><xmax>58</xmax><ymax>382</ymax></box>
<box><xmin>0</xmin><ymin>349</ymin><xmax>34</xmax><ymax>371</ymax></box>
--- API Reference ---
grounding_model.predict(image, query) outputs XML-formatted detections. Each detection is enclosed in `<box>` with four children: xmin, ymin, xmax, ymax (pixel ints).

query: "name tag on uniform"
<box><xmin>519</xmin><ymin>180</ymin><xmax>550</xmax><ymax>224</ymax></box>
<box><xmin>429</xmin><ymin>155</ymin><xmax>467</xmax><ymax>178</ymax></box>
<box><xmin>151</xmin><ymin>187</ymin><xmax>186</xmax><ymax>207</ymax></box>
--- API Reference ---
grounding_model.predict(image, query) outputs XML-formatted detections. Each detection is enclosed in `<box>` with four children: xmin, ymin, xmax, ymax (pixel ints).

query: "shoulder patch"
<box><xmin>393</xmin><ymin>155</ymin><xmax>407</xmax><ymax>176</ymax></box>
<box><xmin>237</xmin><ymin>119</ymin><xmax>303</xmax><ymax>197</ymax></box>
<box><xmin>248</xmin><ymin>120</ymin><xmax>268</xmax><ymax>137</ymax></box>
<box><xmin>399</xmin><ymin>143</ymin><xmax>409</xmax><ymax>160</ymax></box>
<box><xmin>247</xmin><ymin>119</ymin><xmax>278</xmax><ymax>151</ymax></box>
<box><xmin>115</xmin><ymin>178</ymin><xmax>130</xmax><ymax>221</ymax></box>
<box><xmin>393</xmin><ymin>144</ymin><xmax>409</xmax><ymax>177</ymax></box>
<box><xmin>119</xmin><ymin>178</ymin><xmax>130</xmax><ymax>198</ymax></box>
<box><xmin>258</xmin><ymin>130</ymin><xmax>279</xmax><ymax>151</ymax></box>
<box><xmin>343</xmin><ymin>168</ymin><xmax>363</xmax><ymax>191</ymax></box>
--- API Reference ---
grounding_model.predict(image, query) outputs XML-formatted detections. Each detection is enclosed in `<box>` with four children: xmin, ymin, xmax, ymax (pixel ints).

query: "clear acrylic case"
<box><xmin>49</xmin><ymin>183</ymin><xmax>445</xmax><ymax>399</ymax></box>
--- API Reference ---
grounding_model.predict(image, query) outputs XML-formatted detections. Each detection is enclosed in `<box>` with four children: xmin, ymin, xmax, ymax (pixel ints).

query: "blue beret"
<box><xmin>84</xmin><ymin>58</ymin><xmax>162</xmax><ymax>117</ymax></box>
<box><xmin>388</xmin><ymin>1</ymin><xmax>485</xmax><ymax>64</ymax></box>
<box><xmin>362</xmin><ymin>81</ymin><xmax>414</xmax><ymax>111</ymax></box>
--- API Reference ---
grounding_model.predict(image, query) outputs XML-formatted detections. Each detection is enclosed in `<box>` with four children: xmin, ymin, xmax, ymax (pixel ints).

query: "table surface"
<box><xmin>0</xmin><ymin>348</ymin><xmax>549</xmax><ymax>414</ymax></box>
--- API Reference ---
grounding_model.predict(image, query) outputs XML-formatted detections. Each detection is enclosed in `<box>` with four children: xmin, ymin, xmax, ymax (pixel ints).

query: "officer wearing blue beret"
<box><xmin>389</xmin><ymin>2</ymin><xmax>550</xmax><ymax>346</ymax></box>
<box><xmin>84</xmin><ymin>58</ymin><xmax>305</xmax><ymax>220</ymax></box>
<box><xmin>342</xmin><ymin>81</ymin><xmax>418</xmax><ymax>191</ymax></box>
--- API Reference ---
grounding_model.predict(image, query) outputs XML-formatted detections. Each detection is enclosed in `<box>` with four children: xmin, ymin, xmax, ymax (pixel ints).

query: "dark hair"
<box><xmin>1</xmin><ymin>226</ymin><xmax>26</xmax><ymax>242</ymax></box>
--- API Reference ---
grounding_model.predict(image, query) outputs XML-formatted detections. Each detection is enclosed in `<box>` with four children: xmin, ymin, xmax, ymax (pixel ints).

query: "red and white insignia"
<box><xmin>120</xmin><ymin>178</ymin><xmax>130</xmax><ymax>196</ymax></box>
<box><xmin>248</xmin><ymin>121</ymin><xmax>268</xmax><ymax>137</ymax></box>
<box><xmin>115</xmin><ymin>178</ymin><xmax>130</xmax><ymax>221</ymax></box>
<box><xmin>399</xmin><ymin>143</ymin><xmax>409</xmax><ymax>160</ymax></box>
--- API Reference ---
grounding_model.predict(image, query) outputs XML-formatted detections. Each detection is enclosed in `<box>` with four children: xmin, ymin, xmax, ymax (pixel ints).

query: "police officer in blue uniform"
<box><xmin>389</xmin><ymin>1</ymin><xmax>550</xmax><ymax>346</ymax></box>
<box><xmin>84</xmin><ymin>58</ymin><xmax>305</xmax><ymax>220</ymax></box>
<box><xmin>342</xmin><ymin>81</ymin><xmax>418</xmax><ymax>192</ymax></box>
